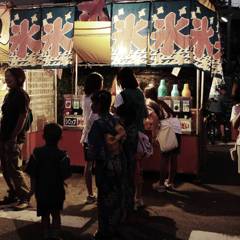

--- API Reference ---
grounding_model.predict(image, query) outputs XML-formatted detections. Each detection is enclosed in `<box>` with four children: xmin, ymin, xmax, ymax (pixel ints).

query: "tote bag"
<box><xmin>157</xmin><ymin>118</ymin><xmax>178</xmax><ymax>153</ymax></box>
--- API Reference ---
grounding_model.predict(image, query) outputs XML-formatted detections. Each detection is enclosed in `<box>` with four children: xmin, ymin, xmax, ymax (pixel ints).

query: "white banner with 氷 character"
<box><xmin>41</xmin><ymin>6</ymin><xmax>75</xmax><ymax>67</ymax></box>
<box><xmin>111</xmin><ymin>2</ymin><xmax>150</xmax><ymax>66</ymax></box>
<box><xmin>149</xmin><ymin>0</ymin><xmax>192</xmax><ymax>67</ymax></box>
<box><xmin>9</xmin><ymin>6</ymin><xmax>75</xmax><ymax>68</ymax></box>
<box><xmin>9</xmin><ymin>8</ymin><xmax>42</xmax><ymax>67</ymax></box>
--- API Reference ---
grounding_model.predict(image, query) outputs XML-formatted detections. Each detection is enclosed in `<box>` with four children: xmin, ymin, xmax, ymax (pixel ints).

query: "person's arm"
<box><xmin>158</xmin><ymin>100</ymin><xmax>174</xmax><ymax>117</ymax></box>
<box><xmin>25</xmin><ymin>151</ymin><xmax>38</xmax><ymax>195</ymax></box>
<box><xmin>10</xmin><ymin>112</ymin><xmax>28</xmax><ymax>141</ymax></box>
<box><xmin>29</xmin><ymin>177</ymin><xmax>36</xmax><ymax>196</ymax></box>
<box><xmin>232</xmin><ymin>112</ymin><xmax>240</xmax><ymax>129</ymax></box>
<box><xmin>10</xmin><ymin>92</ymin><xmax>29</xmax><ymax>141</ymax></box>
<box><xmin>88</xmin><ymin>121</ymin><xmax>103</xmax><ymax>161</ymax></box>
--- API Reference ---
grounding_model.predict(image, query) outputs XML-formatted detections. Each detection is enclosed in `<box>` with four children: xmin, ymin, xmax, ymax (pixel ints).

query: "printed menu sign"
<box><xmin>26</xmin><ymin>70</ymin><xmax>55</xmax><ymax>131</ymax></box>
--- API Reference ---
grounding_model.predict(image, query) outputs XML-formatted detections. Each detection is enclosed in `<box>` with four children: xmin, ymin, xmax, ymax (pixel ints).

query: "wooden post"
<box><xmin>196</xmin><ymin>69</ymin><xmax>200</xmax><ymax>135</ymax></box>
<box><xmin>75</xmin><ymin>53</ymin><xmax>78</xmax><ymax>96</ymax></box>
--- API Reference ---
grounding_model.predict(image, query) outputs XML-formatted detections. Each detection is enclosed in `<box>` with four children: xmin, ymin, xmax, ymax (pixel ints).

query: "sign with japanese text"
<box><xmin>9</xmin><ymin>6</ymin><xmax>75</xmax><ymax>68</ymax></box>
<box><xmin>110</xmin><ymin>0</ymin><xmax>223</xmax><ymax>87</ymax></box>
<box><xmin>41</xmin><ymin>6</ymin><xmax>75</xmax><ymax>67</ymax></box>
<box><xmin>26</xmin><ymin>70</ymin><xmax>55</xmax><ymax>131</ymax></box>
<box><xmin>111</xmin><ymin>2</ymin><xmax>150</xmax><ymax>66</ymax></box>
<box><xmin>150</xmin><ymin>1</ymin><xmax>192</xmax><ymax>66</ymax></box>
<box><xmin>9</xmin><ymin>8</ymin><xmax>42</xmax><ymax>67</ymax></box>
<box><xmin>77</xmin><ymin>0</ymin><xmax>110</xmax><ymax>21</ymax></box>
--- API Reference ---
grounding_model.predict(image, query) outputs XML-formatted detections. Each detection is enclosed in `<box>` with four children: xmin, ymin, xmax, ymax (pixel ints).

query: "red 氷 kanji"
<box><xmin>213</xmin><ymin>40</ymin><xmax>221</xmax><ymax>60</ymax></box>
<box><xmin>191</xmin><ymin>16</ymin><xmax>214</xmax><ymax>58</ymax></box>
<box><xmin>151</xmin><ymin>12</ymin><xmax>189</xmax><ymax>56</ymax></box>
<box><xmin>10</xmin><ymin>19</ymin><xmax>41</xmax><ymax>58</ymax></box>
<box><xmin>78</xmin><ymin>0</ymin><xmax>109</xmax><ymax>21</ymax></box>
<box><xmin>42</xmin><ymin>17</ymin><xmax>73</xmax><ymax>58</ymax></box>
<box><xmin>112</xmin><ymin>13</ymin><xmax>148</xmax><ymax>53</ymax></box>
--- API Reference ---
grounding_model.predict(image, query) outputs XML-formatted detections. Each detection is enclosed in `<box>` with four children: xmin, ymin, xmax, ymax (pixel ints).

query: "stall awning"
<box><xmin>197</xmin><ymin>0</ymin><xmax>216</xmax><ymax>12</ymax></box>
<box><xmin>73</xmin><ymin>21</ymin><xmax>111</xmax><ymax>64</ymax></box>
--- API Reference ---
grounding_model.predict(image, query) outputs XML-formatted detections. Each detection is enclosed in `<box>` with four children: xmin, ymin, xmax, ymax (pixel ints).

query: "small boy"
<box><xmin>25</xmin><ymin>123</ymin><xmax>71</xmax><ymax>240</ymax></box>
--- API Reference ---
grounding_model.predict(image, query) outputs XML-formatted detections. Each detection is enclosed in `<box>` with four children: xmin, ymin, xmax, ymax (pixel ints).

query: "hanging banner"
<box><xmin>0</xmin><ymin>7</ymin><xmax>10</xmax><ymax>63</ymax></box>
<box><xmin>149</xmin><ymin>0</ymin><xmax>191</xmax><ymax>66</ymax></box>
<box><xmin>191</xmin><ymin>1</ymin><xmax>224</xmax><ymax>96</ymax></box>
<box><xmin>191</xmin><ymin>2</ymin><xmax>217</xmax><ymax>72</ymax></box>
<box><xmin>111</xmin><ymin>2</ymin><xmax>150</xmax><ymax>66</ymax></box>
<box><xmin>9</xmin><ymin>8</ymin><xmax>42</xmax><ymax>67</ymax></box>
<box><xmin>41</xmin><ymin>6</ymin><xmax>75</xmax><ymax>67</ymax></box>
<box><xmin>77</xmin><ymin>0</ymin><xmax>109</xmax><ymax>21</ymax></box>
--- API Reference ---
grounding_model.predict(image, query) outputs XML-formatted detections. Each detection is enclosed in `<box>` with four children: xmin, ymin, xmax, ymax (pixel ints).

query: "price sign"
<box><xmin>64</xmin><ymin>115</ymin><xmax>83</xmax><ymax>128</ymax></box>
<box><xmin>180</xmin><ymin>118</ymin><xmax>192</xmax><ymax>133</ymax></box>
<box><xmin>64</xmin><ymin>116</ymin><xmax>78</xmax><ymax>127</ymax></box>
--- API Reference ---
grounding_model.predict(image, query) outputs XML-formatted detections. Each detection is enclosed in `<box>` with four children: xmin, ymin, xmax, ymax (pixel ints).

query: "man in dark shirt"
<box><xmin>0</xmin><ymin>68</ymin><xmax>30</xmax><ymax>210</ymax></box>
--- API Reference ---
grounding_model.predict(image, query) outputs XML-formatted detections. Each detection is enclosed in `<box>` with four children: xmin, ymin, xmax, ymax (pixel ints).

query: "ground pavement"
<box><xmin>0</xmin><ymin>149</ymin><xmax>240</xmax><ymax>240</ymax></box>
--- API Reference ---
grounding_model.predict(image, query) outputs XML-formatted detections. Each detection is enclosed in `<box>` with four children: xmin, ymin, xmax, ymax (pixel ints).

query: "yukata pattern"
<box><xmin>88</xmin><ymin>114</ymin><xmax>126</xmax><ymax>237</ymax></box>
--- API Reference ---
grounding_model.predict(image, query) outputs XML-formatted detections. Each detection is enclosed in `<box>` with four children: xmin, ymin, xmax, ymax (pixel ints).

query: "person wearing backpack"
<box><xmin>25</xmin><ymin>123</ymin><xmax>71</xmax><ymax>240</ymax></box>
<box><xmin>114</xmin><ymin>68</ymin><xmax>148</xmax><ymax>211</ymax></box>
<box><xmin>0</xmin><ymin>68</ymin><xmax>31</xmax><ymax>210</ymax></box>
<box><xmin>116</xmin><ymin>103</ymin><xmax>138</xmax><ymax>215</ymax></box>
<box><xmin>88</xmin><ymin>90</ymin><xmax>127</xmax><ymax>240</ymax></box>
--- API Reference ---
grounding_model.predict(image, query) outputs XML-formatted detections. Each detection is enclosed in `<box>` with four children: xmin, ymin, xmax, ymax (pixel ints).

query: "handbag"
<box><xmin>157</xmin><ymin>118</ymin><xmax>178</xmax><ymax>153</ymax></box>
<box><xmin>230</xmin><ymin>144</ymin><xmax>238</xmax><ymax>162</ymax></box>
<box><xmin>137</xmin><ymin>131</ymin><xmax>153</xmax><ymax>159</ymax></box>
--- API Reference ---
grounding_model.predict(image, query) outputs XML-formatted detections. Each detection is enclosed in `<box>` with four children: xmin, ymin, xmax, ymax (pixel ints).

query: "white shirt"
<box><xmin>82</xmin><ymin>95</ymin><xmax>92</xmax><ymax>125</ymax></box>
<box><xmin>231</xmin><ymin>104</ymin><xmax>240</xmax><ymax>145</ymax></box>
<box><xmin>80</xmin><ymin>95</ymin><xmax>99</xmax><ymax>144</ymax></box>
<box><xmin>114</xmin><ymin>93</ymin><xmax>124</xmax><ymax>108</ymax></box>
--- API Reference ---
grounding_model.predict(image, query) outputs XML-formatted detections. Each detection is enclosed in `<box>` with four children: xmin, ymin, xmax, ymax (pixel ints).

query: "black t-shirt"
<box><xmin>25</xmin><ymin>145</ymin><xmax>67</xmax><ymax>204</ymax></box>
<box><xmin>0</xmin><ymin>88</ymin><xmax>30</xmax><ymax>143</ymax></box>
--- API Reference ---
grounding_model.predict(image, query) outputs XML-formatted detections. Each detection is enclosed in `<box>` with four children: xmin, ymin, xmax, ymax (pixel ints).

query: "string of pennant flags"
<box><xmin>0</xmin><ymin>0</ymin><xmax>223</xmax><ymax>88</ymax></box>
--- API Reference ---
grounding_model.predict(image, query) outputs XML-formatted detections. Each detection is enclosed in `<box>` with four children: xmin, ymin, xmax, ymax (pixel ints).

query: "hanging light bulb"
<box><xmin>221</xmin><ymin>16</ymin><xmax>228</xmax><ymax>22</ymax></box>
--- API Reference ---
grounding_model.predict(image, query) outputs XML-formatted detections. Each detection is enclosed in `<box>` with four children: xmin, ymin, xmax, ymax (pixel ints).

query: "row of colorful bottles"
<box><xmin>158</xmin><ymin>79</ymin><xmax>191</xmax><ymax>98</ymax></box>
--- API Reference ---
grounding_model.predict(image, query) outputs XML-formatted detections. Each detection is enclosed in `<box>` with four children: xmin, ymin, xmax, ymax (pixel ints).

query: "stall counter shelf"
<box><xmin>142</xmin><ymin>134</ymin><xmax>199</xmax><ymax>174</ymax></box>
<box><xmin>23</xmin><ymin>128</ymin><xmax>85</xmax><ymax>167</ymax></box>
<box><xmin>23</xmin><ymin>129</ymin><xmax>199</xmax><ymax>174</ymax></box>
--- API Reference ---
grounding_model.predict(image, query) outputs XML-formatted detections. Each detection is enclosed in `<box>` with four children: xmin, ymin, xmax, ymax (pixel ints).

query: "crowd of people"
<box><xmin>2</xmin><ymin>67</ymin><xmax>239</xmax><ymax>240</ymax></box>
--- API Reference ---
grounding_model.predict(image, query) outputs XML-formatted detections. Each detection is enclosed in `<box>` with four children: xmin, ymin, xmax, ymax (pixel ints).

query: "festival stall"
<box><xmin>0</xmin><ymin>0</ymin><xmax>224</xmax><ymax>174</ymax></box>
